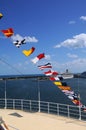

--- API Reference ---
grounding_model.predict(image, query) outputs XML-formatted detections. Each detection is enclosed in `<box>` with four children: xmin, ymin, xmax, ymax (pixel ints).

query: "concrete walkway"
<box><xmin>0</xmin><ymin>109</ymin><xmax>86</xmax><ymax>130</ymax></box>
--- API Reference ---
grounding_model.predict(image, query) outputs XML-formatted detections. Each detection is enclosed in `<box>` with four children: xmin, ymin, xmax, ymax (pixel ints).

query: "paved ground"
<box><xmin>0</xmin><ymin>109</ymin><xmax>86</xmax><ymax>130</ymax></box>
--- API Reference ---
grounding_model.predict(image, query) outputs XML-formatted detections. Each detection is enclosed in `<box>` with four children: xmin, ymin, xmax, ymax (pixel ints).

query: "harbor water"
<box><xmin>0</xmin><ymin>76</ymin><xmax>86</xmax><ymax>106</ymax></box>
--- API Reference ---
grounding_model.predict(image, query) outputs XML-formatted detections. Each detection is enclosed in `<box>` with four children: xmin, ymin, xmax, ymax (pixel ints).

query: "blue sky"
<box><xmin>0</xmin><ymin>0</ymin><xmax>86</xmax><ymax>75</ymax></box>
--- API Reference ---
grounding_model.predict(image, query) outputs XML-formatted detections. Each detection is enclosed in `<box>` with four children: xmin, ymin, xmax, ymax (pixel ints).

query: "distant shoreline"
<box><xmin>0</xmin><ymin>74</ymin><xmax>50</xmax><ymax>80</ymax></box>
<box><xmin>0</xmin><ymin>73</ymin><xmax>86</xmax><ymax>81</ymax></box>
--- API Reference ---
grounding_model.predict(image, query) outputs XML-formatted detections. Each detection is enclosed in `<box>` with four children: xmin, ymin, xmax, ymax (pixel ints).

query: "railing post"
<box><xmin>29</xmin><ymin>100</ymin><xmax>31</xmax><ymax>111</ymax></box>
<box><xmin>21</xmin><ymin>99</ymin><xmax>23</xmax><ymax>110</ymax></box>
<box><xmin>38</xmin><ymin>100</ymin><xmax>40</xmax><ymax>112</ymax></box>
<box><xmin>4</xmin><ymin>98</ymin><xmax>7</xmax><ymax>109</ymax></box>
<box><xmin>48</xmin><ymin>102</ymin><xmax>49</xmax><ymax>114</ymax></box>
<box><xmin>13</xmin><ymin>99</ymin><xmax>15</xmax><ymax>109</ymax></box>
<box><xmin>4</xmin><ymin>80</ymin><xmax>7</xmax><ymax>109</ymax></box>
<box><xmin>79</xmin><ymin>106</ymin><xmax>81</xmax><ymax>120</ymax></box>
<box><xmin>67</xmin><ymin>105</ymin><xmax>70</xmax><ymax>118</ymax></box>
<box><xmin>38</xmin><ymin>77</ymin><xmax>40</xmax><ymax>113</ymax></box>
<box><xmin>57</xmin><ymin>103</ymin><xmax>59</xmax><ymax>116</ymax></box>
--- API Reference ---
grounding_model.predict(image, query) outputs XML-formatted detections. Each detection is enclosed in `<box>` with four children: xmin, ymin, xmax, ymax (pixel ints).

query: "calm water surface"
<box><xmin>0</xmin><ymin>77</ymin><xmax>86</xmax><ymax>106</ymax></box>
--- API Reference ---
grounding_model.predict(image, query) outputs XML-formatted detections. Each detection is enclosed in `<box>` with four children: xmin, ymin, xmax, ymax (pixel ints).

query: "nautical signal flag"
<box><xmin>38</xmin><ymin>63</ymin><xmax>52</xmax><ymax>70</ymax></box>
<box><xmin>49</xmin><ymin>76</ymin><xmax>60</xmax><ymax>81</ymax></box>
<box><xmin>13</xmin><ymin>39</ymin><xmax>26</xmax><ymax>48</ymax></box>
<box><xmin>44</xmin><ymin>70</ymin><xmax>58</xmax><ymax>76</ymax></box>
<box><xmin>31</xmin><ymin>53</ymin><xmax>45</xmax><ymax>64</ymax></box>
<box><xmin>53</xmin><ymin>81</ymin><xmax>62</xmax><ymax>86</ymax></box>
<box><xmin>23</xmin><ymin>47</ymin><xmax>35</xmax><ymax>56</ymax></box>
<box><xmin>44</xmin><ymin>70</ymin><xmax>53</xmax><ymax>76</ymax></box>
<box><xmin>0</xmin><ymin>13</ymin><xmax>3</xmax><ymax>19</ymax></box>
<box><xmin>1</xmin><ymin>28</ymin><xmax>14</xmax><ymax>37</ymax></box>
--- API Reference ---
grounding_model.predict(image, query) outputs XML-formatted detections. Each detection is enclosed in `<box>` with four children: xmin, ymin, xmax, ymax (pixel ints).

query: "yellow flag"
<box><xmin>22</xmin><ymin>47</ymin><xmax>35</xmax><ymax>56</ymax></box>
<box><xmin>0</xmin><ymin>13</ymin><xmax>3</xmax><ymax>19</ymax></box>
<box><xmin>54</xmin><ymin>81</ymin><xmax>62</xmax><ymax>86</ymax></box>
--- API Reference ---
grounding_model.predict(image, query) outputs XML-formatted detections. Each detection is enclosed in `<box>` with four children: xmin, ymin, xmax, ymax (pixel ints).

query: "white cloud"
<box><xmin>24</xmin><ymin>36</ymin><xmax>38</xmax><ymax>43</ymax></box>
<box><xmin>45</xmin><ymin>54</ymin><xmax>51</xmax><ymax>60</ymax></box>
<box><xmin>53</xmin><ymin>58</ymin><xmax>86</xmax><ymax>73</ymax></box>
<box><xmin>54</xmin><ymin>33</ymin><xmax>86</xmax><ymax>49</ymax></box>
<box><xmin>68</xmin><ymin>21</ymin><xmax>76</xmax><ymax>24</ymax></box>
<box><xmin>80</xmin><ymin>16</ymin><xmax>86</xmax><ymax>21</ymax></box>
<box><xmin>64</xmin><ymin>58</ymin><xmax>86</xmax><ymax>71</ymax></box>
<box><xmin>67</xmin><ymin>53</ymin><xmax>78</xmax><ymax>58</ymax></box>
<box><xmin>11</xmin><ymin>34</ymin><xmax>38</xmax><ymax>43</ymax></box>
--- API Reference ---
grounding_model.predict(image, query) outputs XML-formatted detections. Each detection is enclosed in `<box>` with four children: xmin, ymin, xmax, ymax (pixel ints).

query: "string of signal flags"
<box><xmin>0</xmin><ymin>12</ymin><xmax>86</xmax><ymax>112</ymax></box>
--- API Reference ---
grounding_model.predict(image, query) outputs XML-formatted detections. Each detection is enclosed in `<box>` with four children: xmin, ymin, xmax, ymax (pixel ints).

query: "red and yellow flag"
<box><xmin>1</xmin><ymin>28</ymin><xmax>14</xmax><ymax>37</ymax></box>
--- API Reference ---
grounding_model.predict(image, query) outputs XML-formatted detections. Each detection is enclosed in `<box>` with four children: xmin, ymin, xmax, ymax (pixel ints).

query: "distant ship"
<box><xmin>60</xmin><ymin>69</ymin><xmax>74</xmax><ymax>79</ymax></box>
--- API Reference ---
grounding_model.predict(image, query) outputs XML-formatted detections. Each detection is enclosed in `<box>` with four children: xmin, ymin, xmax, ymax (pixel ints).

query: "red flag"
<box><xmin>50</xmin><ymin>76</ymin><xmax>60</xmax><ymax>81</ymax></box>
<box><xmin>31</xmin><ymin>53</ymin><xmax>45</xmax><ymax>64</ymax></box>
<box><xmin>37</xmin><ymin>53</ymin><xmax>45</xmax><ymax>59</ymax></box>
<box><xmin>44</xmin><ymin>70</ymin><xmax>52</xmax><ymax>76</ymax></box>
<box><xmin>44</xmin><ymin>70</ymin><xmax>58</xmax><ymax>76</ymax></box>
<box><xmin>1</xmin><ymin>28</ymin><xmax>14</xmax><ymax>37</ymax></box>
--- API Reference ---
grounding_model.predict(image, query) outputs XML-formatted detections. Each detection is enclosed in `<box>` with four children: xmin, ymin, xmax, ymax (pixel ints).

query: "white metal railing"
<box><xmin>0</xmin><ymin>98</ymin><xmax>86</xmax><ymax>121</ymax></box>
